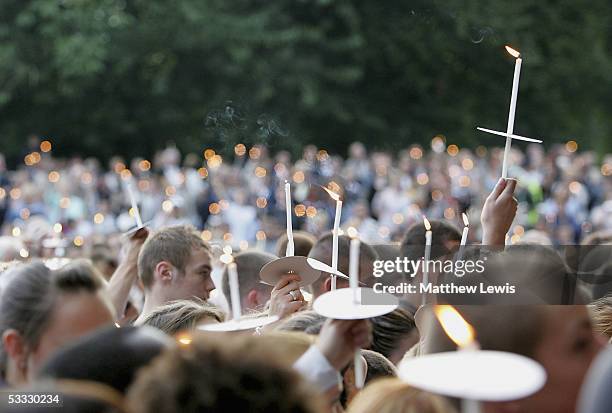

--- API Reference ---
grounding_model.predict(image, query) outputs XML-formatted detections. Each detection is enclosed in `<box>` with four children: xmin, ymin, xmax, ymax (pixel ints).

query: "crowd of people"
<box><xmin>1</xmin><ymin>136</ymin><xmax>612</xmax><ymax>265</ymax></box>
<box><xmin>0</xmin><ymin>135</ymin><xmax>611</xmax><ymax>413</ymax></box>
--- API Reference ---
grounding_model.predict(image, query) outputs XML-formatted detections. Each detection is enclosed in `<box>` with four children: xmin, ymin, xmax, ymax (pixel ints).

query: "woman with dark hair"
<box><xmin>0</xmin><ymin>260</ymin><xmax>114</xmax><ymax>386</ymax></box>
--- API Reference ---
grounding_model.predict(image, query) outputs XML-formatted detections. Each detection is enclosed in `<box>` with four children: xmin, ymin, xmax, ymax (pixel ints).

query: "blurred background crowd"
<box><xmin>1</xmin><ymin>134</ymin><xmax>612</xmax><ymax>267</ymax></box>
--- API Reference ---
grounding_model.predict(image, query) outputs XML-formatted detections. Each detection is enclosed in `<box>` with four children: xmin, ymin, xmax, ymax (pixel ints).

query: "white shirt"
<box><xmin>293</xmin><ymin>345</ymin><xmax>342</xmax><ymax>392</ymax></box>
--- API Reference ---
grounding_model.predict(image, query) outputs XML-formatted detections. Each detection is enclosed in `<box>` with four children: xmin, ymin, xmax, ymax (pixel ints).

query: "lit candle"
<box><xmin>422</xmin><ymin>217</ymin><xmax>432</xmax><ymax>306</ymax></box>
<box><xmin>460</xmin><ymin>213</ymin><xmax>469</xmax><ymax>246</ymax></box>
<box><xmin>285</xmin><ymin>181</ymin><xmax>294</xmax><ymax>257</ymax></box>
<box><xmin>349</xmin><ymin>232</ymin><xmax>365</xmax><ymax>388</ymax></box>
<box><xmin>476</xmin><ymin>46</ymin><xmax>544</xmax><ymax>178</ymax></box>
<box><xmin>435</xmin><ymin>305</ymin><xmax>481</xmax><ymax>413</ymax></box>
<box><xmin>502</xmin><ymin>45</ymin><xmax>522</xmax><ymax>179</ymax></box>
<box><xmin>126</xmin><ymin>181</ymin><xmax>143</xmax><ymax>228</ymax></box>
<box><xmin>221</xmin><ymin>248</ymin><xmax>242</xmax><ymax>321</ymax></box>
<box><xmin>332</xmin><ymin>200</ymin><xmax>342</xmax><ymax>270</ymax></box>
<box><xmin>256</xmin><ymin>231</ymin><xmax>266</xmax><ymax>251</ymax></box>
<box><xmin>323</xmin><ymin>187</ymin><xmax>342</xmax><ymax>290</ymax></box>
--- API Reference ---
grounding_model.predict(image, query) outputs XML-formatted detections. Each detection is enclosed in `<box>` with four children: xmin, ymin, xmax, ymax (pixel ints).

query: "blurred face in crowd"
<box><xmin>5</xmin><ymin>291</ymin><xmax>114</xmax><ymax>384</ymax></box>
<box><xmin>233</xmin><ymin>191</ymin><xmax>248</xmax><ymax>206</ymax></box>
<box><xmin>349</xmin><ymin>142</ymin><xmax>366</xmax><ymax>160</ymax></box>
<box><xmin>485</xmin><ymin>306</ymin><xmax>604</xmax><ymax>413</ymax></box>
<box><xmin>353</xmin><ymin>202</ymin><xmax>369</xmax><ymax>220</ymax></box>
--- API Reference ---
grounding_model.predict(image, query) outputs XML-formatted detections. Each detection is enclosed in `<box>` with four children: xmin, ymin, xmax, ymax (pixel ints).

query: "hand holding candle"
<box><xmin>481</xmin><ymin>178</ymin><xmax>518</xmax><ymax>246</ymax></box>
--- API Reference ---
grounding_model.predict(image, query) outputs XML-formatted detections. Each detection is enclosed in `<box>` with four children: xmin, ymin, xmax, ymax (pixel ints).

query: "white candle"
<box><xmin>284</xmin><ymin>181</ymin><xmax>294</xmax><ymax>257</ymax></box>
<box><xmin>460</xmin><ymin>213</ymin><xmax>469</xmax><ymax>246</ymax></box>
<box><xmin>462</xmin><ymin>397</ymin><xmax>481</xmax><ymax>413</ymax></box>
<box><xmin>322</xmin><ymin>186</ymin><xmax>343</xmax><ymax>290</ymax></box>
<box><xmin>423</xmin><ymin>217</ymin><xmax>432</xmax><ymax>306</ymax></box>
<box><xmin>349</xmin><ymin>236</ymin><xmax>360</xmax><ymax>303</ymax></box>
<box><xmin>350</xmin><ymin>234</ymin><xmax>364</xmax><ymax>390</ymax></box>
<box><xmin>435</xmin><ymin>305</ymin><xmax>482</xmax><ymax>413</ymax></box>
<box><xmin>502</xmin><ymin>46</ymin><xmax>522</xmax><ymax>179</ymax></box>
<box><xmin>332</xmin><ymin>199</ymin><xmax>342</xmax><ymax>271</ymax></box>
<box><xmin>354</xmin><ymin>350</ymin><xmax>365</xmax><ymax>389</ymax></box>
<box><xmin>457</xmin><ymin>214</ymin><xmax>470</xmax><ymax>262</ymax></box>
<box><xmin>460</xmin><ymin>343</ymin><xmax>482</xmax><ymax>413</ymax></box>
<box><xmin>331</xmin><ymin>199</ymin><xmax>342</xmax><ymax>291</ymax></box>
<box><xmin>257</xmin><ymin>231</ymin><xmax>266</xmax><ymax>251</ymax></box>
<box><xmin>126</xmin><ymin>181</ymin><xmax>143</xmax><ymax>228</ymax></box>
<box><xmin>227</xmin><ymin>261</ymin><xmax>242</xmax><ymax>321</ymax></box>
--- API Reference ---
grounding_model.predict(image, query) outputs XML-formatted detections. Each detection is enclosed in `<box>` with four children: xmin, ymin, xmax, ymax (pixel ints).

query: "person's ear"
<box><xmin>323</xmin><ymin>276</ymin><xmax>332</xmax><ymax>293</ymax></box>
<box><xmin>3</xmin><ymin>329</ymin><xmax>28</xmax><ymax>374</ymax></box>
<box><xmin>154</xmin><ymin>261</ymin><xmax>173</xmax><ymax>284</ymax></box>
<box><xmin>360</xmin><ymin>354</ymin><xmax>368</xmax><ymax>383</ymax></box>
<box><xmin>246</xmin><ymin>289</ymin><xmax>259</xmax><ymax>308</ymax></box>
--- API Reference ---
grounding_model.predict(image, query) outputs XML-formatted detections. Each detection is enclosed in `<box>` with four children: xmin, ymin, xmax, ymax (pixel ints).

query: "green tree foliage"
<box><xmin>0</xmin><ymin>0</ymin><xmax>610</xmax><ymax>161</ymax></box>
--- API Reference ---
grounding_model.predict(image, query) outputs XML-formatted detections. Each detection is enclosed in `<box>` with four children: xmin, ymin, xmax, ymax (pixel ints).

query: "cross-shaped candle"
<box><xmin>477</xmin><ymin>46</ymin><xmax>543</xmax><ymax>178</ymax></box>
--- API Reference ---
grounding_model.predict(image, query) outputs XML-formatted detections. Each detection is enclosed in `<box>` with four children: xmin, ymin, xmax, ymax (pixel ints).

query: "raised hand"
<box><xmin>481</xmin><ymin>178</ymin><xmax>518</xmax><ymax>246</ymax></box>
<box><xmin>107</xmin><ymin>227</ymin><xmax>149</xmax><ymax>319</ymax></box>
<box><xmin>316</xmin><ymin>318</ymin><xmax>372</xmax><ymax>371</ymax></box>
<box><xmin>268</xmin><ymin>274</ymin><xmax>307</xmax><ymax>319</ymax></box>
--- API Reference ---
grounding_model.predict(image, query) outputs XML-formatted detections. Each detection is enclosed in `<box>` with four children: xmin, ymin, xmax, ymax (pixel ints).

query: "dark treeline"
<box><xmin>0</xmin><ymin>0</ymin><xmax>610</xmax><ymax>163</ymax></box>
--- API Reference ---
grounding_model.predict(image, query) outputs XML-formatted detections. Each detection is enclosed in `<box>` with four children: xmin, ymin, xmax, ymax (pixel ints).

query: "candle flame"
<box><xmin>322</xmin><ymin>186</ymin><xmax>341</xmax><ymax>201</ymax></box>
<box><xmin>434</xmin><ymin>305</ymin><xmax>475</xmax><ymax>348</ymax></box>
<box><xmin>177</xmin><ymin>334</ymin><xmax>192</xmax><ymax>346</ymax></box>
<box><xmin>220</xmin><ymin>249</ymin><xmax>234</xmax><ymax>264</ymax></box>
<box><xmin>462</xmin><ymin>212</ymin><xmax>469</xmax><ymax>226</ymax></box>
<box><xmin>423</xmin><ymin>216</ymin><xmax>431</xmax><ymax>231</ymax></box>
<box><xmin>505</xmin><ymin>45</ymin><xmax>521</xmax><ymax>58</ymax></box>
<box><xmin>347</xmin><ymin>226</ymin><xmax>359</xmax><ymax>239</ymax></box>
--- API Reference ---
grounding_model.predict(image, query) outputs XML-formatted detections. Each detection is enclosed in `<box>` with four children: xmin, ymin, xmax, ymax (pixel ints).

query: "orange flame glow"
<box><xmin>177</xmin><ymin>334</ymin><xmax>192</xmax><ymax>346</ymax></box>
<box><xmin>322</xmin><ymin>186</ymin><xmax>341</xmax><ymax>202</ymax></box>
<box><xmin>423</xmin><ymin>216</ymin><xmax>431</xmax><ymax>231</ymax></box>
<box><xmin>434</xmin><ymin>305</ymin><xmax>475</xmax><ymax>348</ymax></box>
<box><xmin>505</xmin><ymin>45</ymin><xmax>521</xmax><ymax>58</ymax></box>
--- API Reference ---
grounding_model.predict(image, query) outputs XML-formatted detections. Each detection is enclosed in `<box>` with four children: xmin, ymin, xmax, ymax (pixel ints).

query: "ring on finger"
<box><xmin>289</xmin><ymin>290</ymin><xmax>299</xmax><ymax>301</ymax></box>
